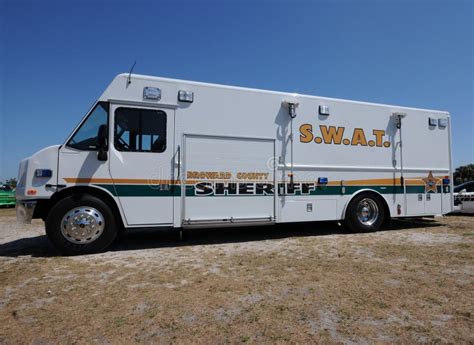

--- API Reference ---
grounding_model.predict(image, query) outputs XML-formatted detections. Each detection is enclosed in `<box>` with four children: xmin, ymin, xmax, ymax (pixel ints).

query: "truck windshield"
<box><xmin>67</xmin><ymin>102</ymin><xmax>108</xmax><ymax>150</ymax></box>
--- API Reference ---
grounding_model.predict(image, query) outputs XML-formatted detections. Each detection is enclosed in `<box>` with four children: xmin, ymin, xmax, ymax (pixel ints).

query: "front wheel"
<box><xmin>46</xmin><ymin>194</ymin><xmax>118</xmax><ymax>255</ymax></box>
<box><xmin>344</xmin><ymin>193</ymin><xmax>386</xmax><ymax>232</ymax></box>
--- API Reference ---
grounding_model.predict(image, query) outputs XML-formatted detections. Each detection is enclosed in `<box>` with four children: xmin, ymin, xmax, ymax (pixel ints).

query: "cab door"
<box><xmin>108</xmin><ymin>103</ymin><xmax>175</xmax><ymax>226</ymax></box>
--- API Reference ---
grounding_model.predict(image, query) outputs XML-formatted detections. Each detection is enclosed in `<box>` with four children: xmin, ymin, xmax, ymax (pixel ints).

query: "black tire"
<box><xmin>344</xmin><ymin>193</ymin><xmax>386</xmax><ymax>232</ymax></box>
<box><xmin>46</xmin><ymin>194</ymin><xmax>118</xmax><ymax>255</ymax></box>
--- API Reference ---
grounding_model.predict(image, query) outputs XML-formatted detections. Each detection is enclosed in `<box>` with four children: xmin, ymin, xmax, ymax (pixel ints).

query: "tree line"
<box><xmin>454</xmin><ymin>164</ymin><xmax>474</xmax><ymax>185</ymax></box>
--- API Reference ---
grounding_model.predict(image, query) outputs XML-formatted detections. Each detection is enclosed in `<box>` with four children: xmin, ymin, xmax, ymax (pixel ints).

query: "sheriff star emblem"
<box><xmin>422</xmin><ymin>171</ymin><xmax>438</xmax><ymax>193</ymax></box>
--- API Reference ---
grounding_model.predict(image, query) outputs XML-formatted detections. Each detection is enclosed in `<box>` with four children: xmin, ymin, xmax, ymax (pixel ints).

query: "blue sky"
<box><xmin>0</xmin><ymin>0</ymin><xmax>472</xmax><ymax>181</ymax></box>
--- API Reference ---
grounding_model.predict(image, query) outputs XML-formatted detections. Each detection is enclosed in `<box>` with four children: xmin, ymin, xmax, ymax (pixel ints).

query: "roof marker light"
<box><xmin>319</xmin><ymin>105</ymin><xmax>330</xmax><ymax>116</ymax></box>
<box><xmin>143</xmin><ymin>87</ymin><xmax>161</xmax><ymax>101</ymax></box>
<box><xmin>178</xmin><ymin>90</ymin><xmax>194</xmax><ymax>103</ymax></box>
<box><xmin>438</xmin><ymin>118</ymin><xmax>448</xmax><ymax>128</ymax></box>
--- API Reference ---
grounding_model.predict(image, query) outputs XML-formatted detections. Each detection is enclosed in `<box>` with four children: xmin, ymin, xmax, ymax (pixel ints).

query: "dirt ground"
<box><xmin>0</xmin><ymin>207</ymin><xmax>473</xmax><ymax>344</ymax></box>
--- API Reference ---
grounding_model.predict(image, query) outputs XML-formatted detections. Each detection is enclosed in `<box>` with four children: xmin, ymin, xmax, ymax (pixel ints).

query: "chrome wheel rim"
<box><xmin>356</xmin><ymin>198</ymin><xmax>379</xmax><ymax>226</ymax></box>
<box><xmin>61</xmin><ymin>207</ymin><xmax>105</xmax><ymax>244</ymax></box>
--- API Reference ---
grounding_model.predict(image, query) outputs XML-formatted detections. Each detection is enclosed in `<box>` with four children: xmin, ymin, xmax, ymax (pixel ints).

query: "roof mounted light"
<box><xmin>392</xmin><ymin>112</ymin><xmax>407</xmax><ymax>129</ymax></box>
<box><xmin>178</xmin><ymin>90</ymin><xmax>194</xmax><ymax>103</ymax></box>
<box><xmin>143</xmin><ymin>87</ymin><xmax>161</xmax><ymax>101</ymax></box>
<box><xmin>319</xmin><ymin>105</ymin><xmax>330</xmax><ymax>116</ymax></box>
<box><xmin>429</xmin><ymin>117</ymin><xmax>438</xmax><ymax>127</ymax></box>
<box><xmin>438</xmin><ymin>118</ymin><xmax>448</xmax><ymax>128</ymax></box>
<box><xmin>282</xmin><ymin>100</ymin><xmax>299</xmax><ymax>119</ymax></box>
<box><xmin>392</xmin><ymin>112</ymin><xmax>407</xmax><ymax>118</ymax></box>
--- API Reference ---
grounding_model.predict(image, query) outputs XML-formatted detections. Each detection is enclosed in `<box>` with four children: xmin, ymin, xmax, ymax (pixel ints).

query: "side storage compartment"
<box><xmin>279</xmin><ymin>198</ymin><xmax>338</xmax><ymax>222</ymax></box>
<box><xmin>182</xmin><ymin>134</ymin><xmax>275</xmax><ymax>226</ymax></box>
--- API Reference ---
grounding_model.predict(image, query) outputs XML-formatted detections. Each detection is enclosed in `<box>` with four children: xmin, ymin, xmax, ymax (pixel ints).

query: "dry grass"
<box><xmin>0</xmin><ymin>208</ymin><xmax>15</xmax><ymax>217</ymax></box>
<box><xmin>0</xmin><ymin>209</ymin><xmax>473</xmax><ymax>344</ymax></box>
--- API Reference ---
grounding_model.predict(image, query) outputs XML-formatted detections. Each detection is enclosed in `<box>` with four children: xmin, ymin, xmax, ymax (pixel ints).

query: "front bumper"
<box><xmin>16</xmin><ymin>200</ymin><xmax>37</xmax><ymax>224</ymax></box>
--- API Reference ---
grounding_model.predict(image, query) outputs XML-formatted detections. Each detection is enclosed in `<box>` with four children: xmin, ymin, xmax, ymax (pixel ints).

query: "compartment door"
<box><xmin>182</xmin><ymin>135</ymin><xmax>275</xmax><ymax>225</ymax></box>
<box><xmin>405</xmin><ymin>173</ymin><xmax>443</xmax><ymax>216</ymax></box>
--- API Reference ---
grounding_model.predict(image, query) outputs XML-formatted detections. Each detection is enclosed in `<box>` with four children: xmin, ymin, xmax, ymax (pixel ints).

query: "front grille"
<box><xmin>455</xmin><ymin>194</ymin><xmax>474</xmax><ymax>202</ymax></box>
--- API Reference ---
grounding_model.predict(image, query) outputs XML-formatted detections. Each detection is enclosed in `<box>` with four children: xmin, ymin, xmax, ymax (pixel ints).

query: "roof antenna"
<box><xmin>127</xmin><ymin>61</ymin><xmax>136</xmax><ymax>86</ymax></box>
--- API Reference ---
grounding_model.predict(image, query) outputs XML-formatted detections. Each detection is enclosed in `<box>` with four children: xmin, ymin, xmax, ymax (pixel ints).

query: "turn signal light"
<box><xmin>27</xmin><ymin>189</ymin><xmax>37</xmax><ymax>196</ymax></box>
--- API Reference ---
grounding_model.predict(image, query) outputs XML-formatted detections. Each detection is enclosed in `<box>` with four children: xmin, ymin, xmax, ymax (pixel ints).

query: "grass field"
<box><xmin>0</xmin><ymin>208</ymin><xmax>473</xmax><ymax>343</ymax></box>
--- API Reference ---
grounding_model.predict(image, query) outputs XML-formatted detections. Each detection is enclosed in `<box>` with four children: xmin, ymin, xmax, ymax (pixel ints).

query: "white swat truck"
<box><xmin>16</xmin><ymin>74</ymin><xmax>453</xmax><ymax>254</ymax></box>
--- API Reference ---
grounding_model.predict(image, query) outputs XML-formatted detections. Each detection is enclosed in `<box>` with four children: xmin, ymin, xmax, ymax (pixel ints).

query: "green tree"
<box><xmin>454</xmin><ymin>164</ymin><xmax>474</xmax><ymax>185</ymax></box>
<box><xmin>5</xmin><ymin>178</ymin><xmax>17</xmax><ymax>188</ymax></box>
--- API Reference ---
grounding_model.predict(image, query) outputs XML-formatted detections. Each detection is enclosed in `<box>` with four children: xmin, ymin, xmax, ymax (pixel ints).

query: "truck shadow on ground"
<box><xmin>112</xmin><ymin>218</ymin><xmax>444</xmax><ymax>252</ymax></box>
<box><xmin>0</xmin><ymin>217</ymin><xmax>444</xmax><ymax>258</ymax></box>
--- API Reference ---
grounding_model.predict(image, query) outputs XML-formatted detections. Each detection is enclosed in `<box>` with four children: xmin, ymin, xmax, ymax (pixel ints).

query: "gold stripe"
<box><xmin>64</xmin><ymin>178</ymin><xmax>179</xmax><ymax>184</ymax></box>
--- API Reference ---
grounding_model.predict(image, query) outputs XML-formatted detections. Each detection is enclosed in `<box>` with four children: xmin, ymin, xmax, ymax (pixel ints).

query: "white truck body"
<box><xmin>17</xmin><ymin>73</ymin><xmax>453</xmax><ymax>230</ymax></box>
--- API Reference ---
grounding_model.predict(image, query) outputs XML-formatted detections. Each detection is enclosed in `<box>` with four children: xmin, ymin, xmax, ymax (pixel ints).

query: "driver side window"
<box><xmin>114</xmin><ymin>107</ymin><xmax>167</xmax><ymax>153</ymax></box>
<box><xmin>66</xmin><ymin>102</ymin><xmax>109</xmax><ymax>150</ymax></box>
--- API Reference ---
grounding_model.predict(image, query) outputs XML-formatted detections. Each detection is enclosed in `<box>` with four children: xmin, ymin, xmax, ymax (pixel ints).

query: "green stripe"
<box><xmin>96</xmin><ymin>184</ymin><xmax>180</xmax><ymax>197</ymax></box>
<box><xmin>95</xmin><ymin>184</ymin><xmax>449</xmax><ymax>197</ymax></box>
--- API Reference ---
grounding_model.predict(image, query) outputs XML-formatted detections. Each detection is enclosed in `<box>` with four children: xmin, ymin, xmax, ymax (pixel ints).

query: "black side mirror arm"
<box><xmin>97</xmin><ymin>124</ymin><xmax>108</xmax><ymax>161</ymax></box>
<box><xmin>98</xmin><ymin>146</ymin><xmax>108</xmax><ymax>161</ymax></box>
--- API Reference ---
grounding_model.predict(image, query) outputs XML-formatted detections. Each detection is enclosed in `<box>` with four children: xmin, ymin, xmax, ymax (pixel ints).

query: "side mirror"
<box><xmin>97</xmin><ymin>124</ymin><xmax>108</xmax><ymax>161</ymax></box>
<box><xmin>460</xmin><ymin>189</ymin><xmax>467</xmax><ymax>194</ymax></box>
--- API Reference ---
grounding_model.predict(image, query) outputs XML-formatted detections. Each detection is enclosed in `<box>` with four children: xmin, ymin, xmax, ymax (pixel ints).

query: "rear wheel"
<box><xmin>345</xmin><ymin>193</ymin><xmax>385</xmax><ymax>232</ymax></box>
<box><xmin>46</xmin><ymin>194</ymin><xmax>118</xmax><ymax>255</ymax></box>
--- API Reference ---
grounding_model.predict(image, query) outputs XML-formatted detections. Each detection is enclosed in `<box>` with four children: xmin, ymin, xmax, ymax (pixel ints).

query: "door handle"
<box><xmin>176</xmin><ymin>145</ymin><xmax>181</xmax><ymax>181</ymax></box>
